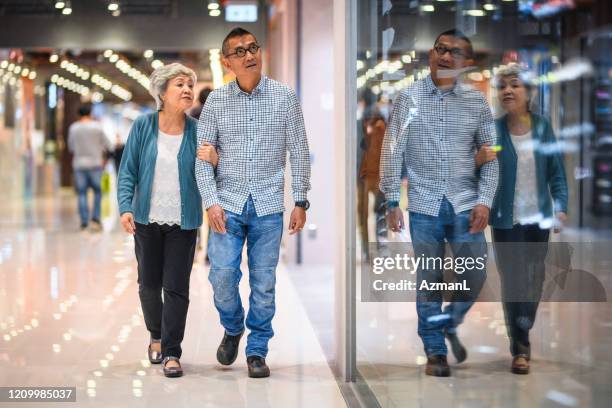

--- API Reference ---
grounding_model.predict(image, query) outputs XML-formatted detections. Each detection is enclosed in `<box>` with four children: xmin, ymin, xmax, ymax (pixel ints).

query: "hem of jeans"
<box><xmin>245</xmin><ymin>352</ymin><xmax>267</xmax><ymax>359</ymax></box>
<box><xmin>226</xmin><ymin>329</ymin><xmax>245</xmax><ymax>337</ymax></box>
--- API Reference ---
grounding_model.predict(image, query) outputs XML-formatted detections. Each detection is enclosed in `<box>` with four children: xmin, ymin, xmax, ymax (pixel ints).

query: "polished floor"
<box><xmin>0</xmin><ymin>192</ymin><xmax>347</xmax><ymax>408</ymax></box>
<box><xmin>355</xmin><ymin>200</ymin><xmax>612</xmax><ymax>408</ymax></box>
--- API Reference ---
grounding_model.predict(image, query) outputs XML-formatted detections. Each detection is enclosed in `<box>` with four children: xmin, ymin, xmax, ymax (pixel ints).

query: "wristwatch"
<box><xmin>295</xmin><ymin>200</ymin><xmax>310</xmax><ymax>210</ymax></box>
<box><xmin>386</xmin><ymin>200</ymin><xmax>399</xmax><ymax>210</ymax></box>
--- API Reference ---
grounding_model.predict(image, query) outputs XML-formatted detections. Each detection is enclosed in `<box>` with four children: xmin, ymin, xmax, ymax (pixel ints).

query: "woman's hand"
<box><xmin>120</xmin><ymin>212</ymin><xmax>136</xmax><ymax>235</ymax></box>
<box><xmin>554</xmin><ymin>212</ymin><xmax>568</xmax><ymax>233</ymax></box>
<box><xmin>475</xmin><ymin>143</ymin><xmax>497</xmax><ymax>167</ymax></box>
<box><xmin>197</xmin><ymin>143</ymin><xmax>218</xmax><ymax>167</ymax></box>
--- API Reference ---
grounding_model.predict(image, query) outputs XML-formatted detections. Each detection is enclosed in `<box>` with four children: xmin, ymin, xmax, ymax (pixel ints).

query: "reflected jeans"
<box><xmin>409</xmin><ymin>197</ymin><xmax>487</xmax><ymax>356</ymax></box>
<box><xmin>208</xmin><ymin>196</ymin><xmax>283</xmax><ymax>358</ymax></box>
<box><xmin>74</xmin><ymin>167</ymin><xmax>103</xmax><ymax>226</ymax></box>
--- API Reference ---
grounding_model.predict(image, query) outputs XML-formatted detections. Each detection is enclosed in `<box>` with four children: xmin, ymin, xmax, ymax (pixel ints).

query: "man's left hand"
<box><xmin>289</xmin><ymin>207</ymin><xmax>306</xmax><ymax>235</ymax></box>
<box><xmin>469</xmin><ymin>205</ymin><xmax>490</xmax><ymax>234</ymax></box>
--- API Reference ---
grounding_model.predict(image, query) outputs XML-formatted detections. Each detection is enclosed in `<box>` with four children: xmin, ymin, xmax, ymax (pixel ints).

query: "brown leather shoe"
<box><xmin>511</xmin><ymin>355</ymin><xmax>530</xmax><ymax>375</ymax></box>
<box><xmin>425</xmin><ymin>355</ymin><xmax>450</xmax><ymax>377</ymax></box>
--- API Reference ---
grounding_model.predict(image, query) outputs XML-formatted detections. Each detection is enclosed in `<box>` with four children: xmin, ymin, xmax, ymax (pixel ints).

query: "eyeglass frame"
<box><xmin>433</xmin><ymin>43</ymin><xmax>470</xmax><ymax>60</ymax></box>
<box><xmin>224</xmin><ymin>42</ymin><xmax>261</xmax><ymax>58</ymax></box>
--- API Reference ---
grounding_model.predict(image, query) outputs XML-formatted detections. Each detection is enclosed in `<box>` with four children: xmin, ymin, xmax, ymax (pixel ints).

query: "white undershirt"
<box><xmin>148</xmin><ymin>130</ymin><xmax>183</xmax><ymax>226</ymax></box>
<box><xmin>510</xmin><ymin>130</ymin><xmax>540</xmax><ymax>225</ymax></box>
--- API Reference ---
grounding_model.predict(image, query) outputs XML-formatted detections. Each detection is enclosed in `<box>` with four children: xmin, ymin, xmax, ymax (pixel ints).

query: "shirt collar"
<box><xmin>425</xmin><ymin>74</ymin><xmax>464</xmax><ymax>96</ymax></box>
<box><xmin>231</xmin><ymin>75</ymin><xmax>267</xmax><ymax>96</ymax></box>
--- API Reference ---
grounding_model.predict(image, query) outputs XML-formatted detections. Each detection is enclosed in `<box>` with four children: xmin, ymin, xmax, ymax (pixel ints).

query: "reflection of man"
<box><xmin>380</xmin><ymin>29</ymin><xmax>498</xmax><ymax>376</ymax></box>
<box><xmin>358</xmin><ymin>109</ymin><xmax>386</xmax><ymax>259</ymax></box>
<box><xmin>195</xmin><ymin>27</ymin><xmax>311</xmax><ymax>378</ymax></box>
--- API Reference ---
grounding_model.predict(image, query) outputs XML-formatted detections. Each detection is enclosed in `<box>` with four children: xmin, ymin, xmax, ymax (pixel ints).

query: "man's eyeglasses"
<box><xmin>433</xmin><ymin>44</ymin><xmax>468</xmax><ymax>60</ymax></box>
<box><xmin>225</xmin><ymin>43</ymin><xmax>261</xmax><ymax>58</ymax></box>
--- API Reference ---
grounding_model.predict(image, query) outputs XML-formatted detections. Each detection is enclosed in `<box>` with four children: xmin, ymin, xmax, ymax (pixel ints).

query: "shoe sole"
<box><xmin>248</xmin><ymin>369</ymin><xmax>270</xmax><ymax>378</ymax></box>
<box><xmin>425</xmin><ymin>367</ymin><xmax>450</xmax><ymax>377</ymax></box>
<box><xmin>164</xmin><ymin>370</ymin><xmax>183</xmax><ymax>378</ymax></box>
<box><xmin>511</xmin><ymin>367</ymin><xmax>529</xmax><ymax>375</ymax></box>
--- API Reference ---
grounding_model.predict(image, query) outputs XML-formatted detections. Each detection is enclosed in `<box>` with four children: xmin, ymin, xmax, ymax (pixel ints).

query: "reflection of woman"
<box><xmin>117</xmin><ymin>63</ymin><xmax>202</xmax><ymax>378</ymax></box>
<box><xmin>480</xmin><ymin>64</ymin><xmax>568</xmax><ymax>375</ymax></box>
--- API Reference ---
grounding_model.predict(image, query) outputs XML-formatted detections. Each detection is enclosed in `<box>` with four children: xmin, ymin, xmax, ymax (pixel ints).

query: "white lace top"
<box><xmin>148</xmin><ymin>130</ymin><xmax>183</xmax><ymax>226</ymax></box>
<box><xmin>510</xmin><ymin>130</ymin><xmax>540</xmax><ymax>225</ymax></box>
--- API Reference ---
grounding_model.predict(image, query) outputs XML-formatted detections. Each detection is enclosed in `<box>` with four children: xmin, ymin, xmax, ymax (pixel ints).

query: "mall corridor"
<box><xmin>0</xmin><ymin>192</ymin><xmax>346</xmax><ymax>407</ymax></box>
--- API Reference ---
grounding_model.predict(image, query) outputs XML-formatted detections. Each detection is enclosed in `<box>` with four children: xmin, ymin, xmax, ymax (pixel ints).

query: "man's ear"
<box><xmin>221</xmin><ymin>56</ymin><xmax>231</xmax><ymax>71</ymax></box>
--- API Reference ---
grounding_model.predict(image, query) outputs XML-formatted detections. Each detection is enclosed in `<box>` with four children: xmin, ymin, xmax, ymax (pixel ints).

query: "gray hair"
<box><xmin>493</xmin><ymin>63</ymin><xmax>537</xmax><ymax>113</ymax></box>
<box><xmin>148</xmin><ymin>62</ymin><xmax>197</xmax><ymax>111</ymax></box>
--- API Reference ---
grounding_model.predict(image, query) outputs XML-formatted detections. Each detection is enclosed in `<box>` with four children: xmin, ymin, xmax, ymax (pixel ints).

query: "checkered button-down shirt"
<box><xmin>195</xmin><ymin>76</ymin><xmax>311</xmax><ymax>217</ymax></box>
<box><xmin>380</xmin><ymin>75</ymin><xmax>499</xmax><ymax>216</ymax></box>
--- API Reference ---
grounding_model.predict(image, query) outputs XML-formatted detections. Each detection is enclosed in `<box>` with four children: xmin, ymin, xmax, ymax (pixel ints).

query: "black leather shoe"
<box><xmin>148</xmin><ymin>339</ymin><xmax>163</xmax><ymax>364</ymax></box>
<box><xmin>445</xmin><ymin>329</ymin><xmax>467</xmax><ymax>363</ymax></box>
<box><xmin>217</xmin><ymin>331</ymin><xmax>244</xmax><ymax>366</ymax></box>
<box><xmin>247</xmin><ymin>356</ymin><xmax>270</xmax><ymax>378</ymax></box>
<box><xmin>425</xmin><ymin>355</ymin><xmax>451</xmax><ymax>377</ymax></box>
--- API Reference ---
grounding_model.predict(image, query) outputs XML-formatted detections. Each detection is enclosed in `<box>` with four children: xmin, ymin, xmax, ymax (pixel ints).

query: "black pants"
<box><xmin>134</xmin><ymin>222</ymin><xmax>197</xmax><ymax>358</ymax></box>
<box><xmin>493</xmin><ymin>224</ymin><xmax>550</xmax><ymax>357</ymax></box>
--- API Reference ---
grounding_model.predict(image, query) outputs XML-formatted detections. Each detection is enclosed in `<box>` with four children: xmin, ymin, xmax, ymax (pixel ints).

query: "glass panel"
<box><xmin>354</xmin><ymin>1</ymin><xmax>612</xmax><ymax>406</ymax></box>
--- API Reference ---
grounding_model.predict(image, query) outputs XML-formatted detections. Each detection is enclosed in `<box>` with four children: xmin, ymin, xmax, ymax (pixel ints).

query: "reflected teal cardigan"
<box><xmin>117</xmin><ymin>112</ymin><xmax>203</xmax><ymax>230</ymax></box>
<box><xmin>490</xmin><ymin>113</ymin><xmax>568</xmax><ymax>229</ymax></box>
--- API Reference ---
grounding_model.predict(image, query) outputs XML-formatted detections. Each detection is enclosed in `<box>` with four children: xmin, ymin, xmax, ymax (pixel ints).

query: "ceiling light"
<box><xmin>208</xmin><ymin>1</ymin><xmax>220</xmax><ymax>10</ymax></box>
<box><xmin>103</xmin><ymin>50</ymin><xmax>113</xmax><ymax>58</ymax></box>
<box><xmin>108</xmin><ymin>2</ymin><xmax>119</xmax><ymax>11</ymax></box>
<box><xmin>49</xmin><ymin>54</ymin><xmax>59</xmax><ymax>63</ymax></box>
<box><xmin>143</xmin><ymin>50</ymin><xmax>153</xmax><ymax>59</ymax></box>
<box><xmin>0</xmin><ymin>61</ymin><xmax>7</xmax><ymax>69</ymax></box>
<box><xmin>465</xmin><ymin>9</ymin><xmax>485</xmax><ymax>16</ymax></box>
<box><xmin>62</xmin><ymin>7</ymin><xmax>72</xmax><ymax>15</ymax></box>
<box><xmin>112</xmin><ymin>10</ymin><xmax>121</xmax><ymax>17</ymax></box>
<box><xmin>421</xmin><ymin>5</ymin><xmax>435</xmax><ymax>12</ymax></box>
<box><xmin>209</xmin><ymin>9</ymin><xmax>221</xmax><ymax>17</ymax></box>
<box><xmin>109</xmin><ymin>54</ymin><xmax>119</xmax><ymax>63</ymax></box>
<box><xmin>55</xmin><ymin>1</ymin><xmax>65</xmax><ymax>9</ymax></box>
<box><xmin>483</xmin><ymin>3</ymin><xmax>497</xmax><ymax>10</ymax></box>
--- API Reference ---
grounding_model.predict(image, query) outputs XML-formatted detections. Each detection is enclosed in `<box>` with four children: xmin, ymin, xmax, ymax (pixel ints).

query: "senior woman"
<box><xmin>117</xmin><ymin>63</ymin><xmax>202</xmax><ymax>378</ymax></box>
<box><xmin>477</xmin><ymin>63</ymin><xmax>568</xmax><ymax>375</ymax></box>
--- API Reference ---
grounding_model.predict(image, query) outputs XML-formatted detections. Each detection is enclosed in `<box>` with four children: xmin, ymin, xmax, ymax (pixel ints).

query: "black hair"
<box><xmin>78</xmin><ymin>104</ymin><xmax>92</xmax><ymax>117</ymax></box>
<box><xmin>434</xmin><ymin>29</ymin><xmax>474</xmax><ymax>58</ymax></box>
<box><xmin>222</xmin><ymin>27</ymin><xmax>258</xmax><ymax>56</ymax></box>
<box><xmin>198</xmin><ymin>87</ymin><xmax>212</xmax><ymax>105</ymax></box>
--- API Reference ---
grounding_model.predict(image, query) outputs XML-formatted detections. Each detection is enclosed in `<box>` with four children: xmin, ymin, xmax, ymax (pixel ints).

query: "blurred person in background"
<box><xmin>358</xmin><ymin>108</ymin><xmax>387</xmax><ymax>260</ymax></box>
<box><xmin>196</xmin><ymin>27</ymin><xmax>311</xmax><ymax>378</ymax></box>
<box><xmin>68</xmin><ymin>103</ymin><xmax>113</xmax><ymax>231</ymax></box>
<box><xmin>190</xmin><ymin>86</ymin><xmax>215</xmax><ymax>263</ymax></box>
<box><xmin>479</xmin><ymin>63</ymin><xmax>568</xmax><ymax>375</ymax></box>
<box><xmin>117</xmin><ymin>63</ymin><xmax>203</xmax><ymax>378</ymax></box>
<box><xmin>190</xmin><ymin>87</ymin><xmax>213</xmax><ymax>120</ymax></box>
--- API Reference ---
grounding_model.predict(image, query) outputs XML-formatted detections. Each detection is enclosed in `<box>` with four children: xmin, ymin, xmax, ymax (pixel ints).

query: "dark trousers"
<box><xmin>493</xmin><ymin>224</ymin><xmax>550</xmax><ymax>357</ymax></box>
<box><xmin>134</xmin><ymin>222</ymin><xmax>197</xmax><ymax>358</ymax></box>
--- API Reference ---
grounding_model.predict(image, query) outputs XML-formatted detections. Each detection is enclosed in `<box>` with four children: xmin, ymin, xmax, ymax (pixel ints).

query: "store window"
<box><xmin>353</xmin><ymin>1</ymin><xmax>612</xmax><ymax>406</ymax></box>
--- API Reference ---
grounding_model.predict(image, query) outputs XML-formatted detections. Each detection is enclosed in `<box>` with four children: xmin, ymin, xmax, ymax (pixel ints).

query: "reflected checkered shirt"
<box><xmin>380</xmin><ymin>75</ymin><xmax>499</xmax><ymax>216</ymax></box>
<box><xmin>195</xmin><ymin>76</ymin><xmax>311</xmax><ymax>217</ymax></box>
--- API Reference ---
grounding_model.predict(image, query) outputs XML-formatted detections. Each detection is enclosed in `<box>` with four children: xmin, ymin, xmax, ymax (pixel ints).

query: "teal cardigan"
<box><xmin>490</xmin><ymin>113</ymin><xmax>568</xmax><ymax>229</ymax></box>
<box><xmin>117</xmin><ymin>112</ymin><xmax>203</xmax><ymax>230</ymax></box>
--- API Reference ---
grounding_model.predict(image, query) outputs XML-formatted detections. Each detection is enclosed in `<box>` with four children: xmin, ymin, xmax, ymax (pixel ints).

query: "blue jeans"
<box><xmin>409</xmin><ymin>197</ymin><xmax>487</xmax><ymax>356</ymax></box>
<box><xmin>74</xmin><ymin>168</ymin><xmax>103</xmax><ymax>226</ymax></box>
<box><xmin>208</xmin><ymin>196</ymin><xmax>283</xmax><ymax>358</ymax></box>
